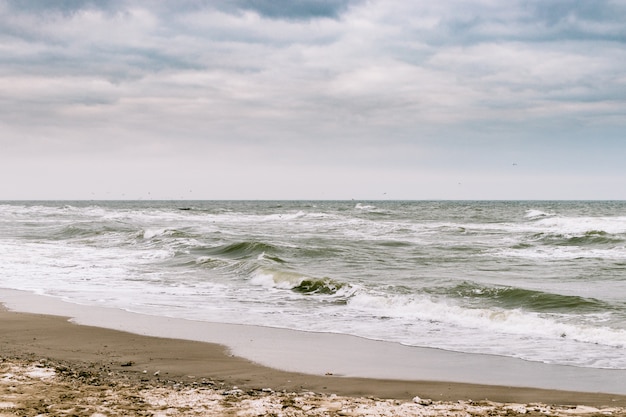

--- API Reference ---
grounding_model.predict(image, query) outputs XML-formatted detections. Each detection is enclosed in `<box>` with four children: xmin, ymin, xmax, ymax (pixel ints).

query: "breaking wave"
<box><xmin>441</xmin><ymin>282</ymin><xmax>610</xmax><ymax>313</ymax></box>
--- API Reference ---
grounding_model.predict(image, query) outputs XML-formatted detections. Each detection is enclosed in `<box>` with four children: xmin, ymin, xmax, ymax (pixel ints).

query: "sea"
<box><xmin>1</xmin><ymin>200</ymin><xmax>625</xmax><ymax>370</ymax></box>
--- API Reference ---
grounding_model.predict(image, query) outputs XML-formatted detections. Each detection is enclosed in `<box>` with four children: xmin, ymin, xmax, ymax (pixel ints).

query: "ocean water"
<box><xmin>1</xmin><ymin>200</ymin><xmax>625</xmax><ymax>369</ymax></box>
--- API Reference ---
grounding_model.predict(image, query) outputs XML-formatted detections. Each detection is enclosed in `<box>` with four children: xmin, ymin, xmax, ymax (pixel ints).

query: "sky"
<box><xmin>1</xmin><ymin>0</ymin><xmax>625</xmax><ymax>200</ymax></box>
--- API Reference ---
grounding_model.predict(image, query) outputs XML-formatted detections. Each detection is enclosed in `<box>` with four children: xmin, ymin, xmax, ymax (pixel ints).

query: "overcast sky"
<box><xmin>1</xmin><ymin>0</ymin><xmax>625</xmax><ymax>200</ymax></box>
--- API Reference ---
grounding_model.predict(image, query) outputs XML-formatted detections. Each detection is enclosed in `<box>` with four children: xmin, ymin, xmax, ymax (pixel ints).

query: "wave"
<box><xmin>533</xmin><ymin>215</ymin><xmax>626</xmax><ymax>235</ymax></box>
<box><xmin>47</xmin><ymin>221</ymin><xmax>137</xmax><ymax>241</ymax></box>
<box><xmin>204</xmin><ymin>241</ymin><xmax>279</xmax><ymax>259</ymax></box>
<box><xmin>443</xmin><ymin>282</ymin><xmax>609</xmax><ymax>313</ymax></box>
<box><xmin>51</xmin><ymin>224</ymin><xmax>102</xmax><ymax>240</ymax></box>
<box><xmin>171</xmin><ymin>242</ymin><xmax>288</xmax><ymax>274</ymax></box>
<box><xmin>354</xmin><ymin>202</ymin><xmax>392</xmax><ymax>216</ymax></box>
<box><xmin>141</xmin><ymin>227</ymin><xmax>197</xmax><ymax>240</ymax></box>
<box><xmin>346</xmin><ymin>292</ymin><xmax>626</xmax><ymax>351</ymax></box>
<box><xmin>192</xmin><ymin>256</ymin><xmax>231</xmax><ymax>268</ymax></box>
<box><xmin>262</xmin><ymin>211</ymin><xmax>309</xmax><ymax>221</ymax></box>
<box><xmin>495</xmin><ymin>245</ymin><xmax>626</xmax><ymax>260</ymax></box>
<box><xmin>355</xmin><ymin>203</ymin><xmax>376</xmax><ymax>210</ymax></box>
<box><xmin>498</xmin><ymin>217</ymin><xmax>626</xmax><ymax>260</ymax></box>
<box><xmin>525</xmin><ymin>209</ymin><xmax>556</xmax><ymax>219</ymax></box>
<box><xmin>529</xmin><ymin>230</ymin><xmax>624</xmax><ymax>247</ymax></box>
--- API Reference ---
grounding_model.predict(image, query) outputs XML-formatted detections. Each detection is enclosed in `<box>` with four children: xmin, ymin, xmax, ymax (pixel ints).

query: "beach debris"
<box><xmin>412</xmin><ymin>395</ymin><xmax>433</xmax><ymax>406</ymax></box>
<box><xmin>3</xmin><ymin>358</ymin><xmax>626</xmax><ymax>417</ymax></box>
<box><xmin>120</xmin><ymin>361</ymin><xmax>134</xmax><ymax>367</ymax></box>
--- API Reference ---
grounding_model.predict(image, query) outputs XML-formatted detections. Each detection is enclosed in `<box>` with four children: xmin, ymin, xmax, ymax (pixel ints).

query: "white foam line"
<box><xmin>2</xmin><ymin>288</ymin><xmax>626</xmax><ymax>395</ymax></box>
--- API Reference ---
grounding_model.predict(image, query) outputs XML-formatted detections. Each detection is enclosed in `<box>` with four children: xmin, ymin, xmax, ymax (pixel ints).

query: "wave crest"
<box><xmin>207</xmin><ymin>241</ymin><xmax>278</xmax><ymax>259</ymax></box>
<box><xmin>525</xmin><ymin>209</ymin><xmax>555</xmax><ymax>219</ymax></box>
<box><xmin>444</xmin><ymin>282</ymin><xmax>608</xmax><ymax>313</ymax></box>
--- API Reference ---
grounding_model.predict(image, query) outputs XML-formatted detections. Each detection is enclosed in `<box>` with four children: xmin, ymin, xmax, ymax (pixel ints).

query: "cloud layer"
<box><xmin>1</xmin><ymin>0</ymin><xmax>625</xmax><ymax>199</ymax></box>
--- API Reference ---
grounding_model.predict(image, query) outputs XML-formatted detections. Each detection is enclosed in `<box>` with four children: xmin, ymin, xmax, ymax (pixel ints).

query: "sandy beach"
<box><xmin>2</xmin><ymin>302</ymin><xmax>626</xmax><ymax>416</ymax></box>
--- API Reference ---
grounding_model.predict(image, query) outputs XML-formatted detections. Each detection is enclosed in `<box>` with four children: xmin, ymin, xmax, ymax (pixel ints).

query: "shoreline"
<box><xmin>2</xmin><ymin>308</ymin><xmax>626</xmax><ymax>412</ymax></box>
<box><xmin>2</xmin><ymin>290</ymin><xmax>626</xmax><ymax>413</ymax></box>
<box><xmin>3</xmin><ymin>289</ymin><xmax>626</xmax><ymax>394</ymax></box>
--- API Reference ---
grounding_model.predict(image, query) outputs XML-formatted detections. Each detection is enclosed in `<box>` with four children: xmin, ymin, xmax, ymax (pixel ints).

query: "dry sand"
<box><xmin>3</xmin><ymin>358</ymin><xmax>625</xmax><ymax>417</ymax></box>
<box><xmin>2</xmin><ymin>305</ymin><xmax>626</xmax><ymax>416</ymax></box>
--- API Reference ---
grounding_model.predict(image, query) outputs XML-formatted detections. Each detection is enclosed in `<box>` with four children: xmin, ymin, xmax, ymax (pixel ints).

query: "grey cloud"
<box><xmin>0</xmin><ymin>45</ymin><xmax>201</xmax><ymax>87</ymax></box>
<box><xmin>230</xmin><ymin>0</ymin><xmax>360</xmax><ymax>20</ymax></box>
<box><xmin>2</xmin><ymin>1</ymin><xmax>625</xmax><ymax>142</ymax></box>
<box><xmin>412</xmin><ymin>0</ymin><xmax>626</xmax><ymax>46</ymax></box>
<box><xmin>150</xmin><ymin>0</ymin><xmax>362</xmax><ymax>20</ymax></box>
<box><xmin>2</xmin><ymin>0</ymin><xmax>118</xmax><ymax>15</ymax></box>
<box><xmin>0</xmin><ymin>0</ymin><xmax>345</xmax><ymax>84</ymax></box>
<box><xmin>527</xmin><ymin>0</ymin><xmax>618</xmax><ymax>25</ymax></box>
<box><xmin>523</xmin><ymin>0</ymin><xmax>626</xmax><ymax>43</ymax></box>
<box><xmin>3</xmin><ymin>0</ymin><xmax>360</xmax><ymax>20</ymax></box>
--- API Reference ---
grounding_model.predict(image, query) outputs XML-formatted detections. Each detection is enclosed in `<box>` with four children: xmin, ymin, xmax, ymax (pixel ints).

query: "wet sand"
<box><xmin>2</xmin><ymin>304</ymin><xmax>626</xmax><ymax>416</ymax></box>
<box><xmin>4</xmin><ymin>288</ymin><xmax>626</xmax><ymax>396</ymax></box>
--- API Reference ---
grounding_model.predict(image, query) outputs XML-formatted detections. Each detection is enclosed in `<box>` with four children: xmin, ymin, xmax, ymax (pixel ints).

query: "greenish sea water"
<box><xmin>1</xmin><ymin>200</ymin><xmax>625</xmax><ymax>368</ymax></box>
